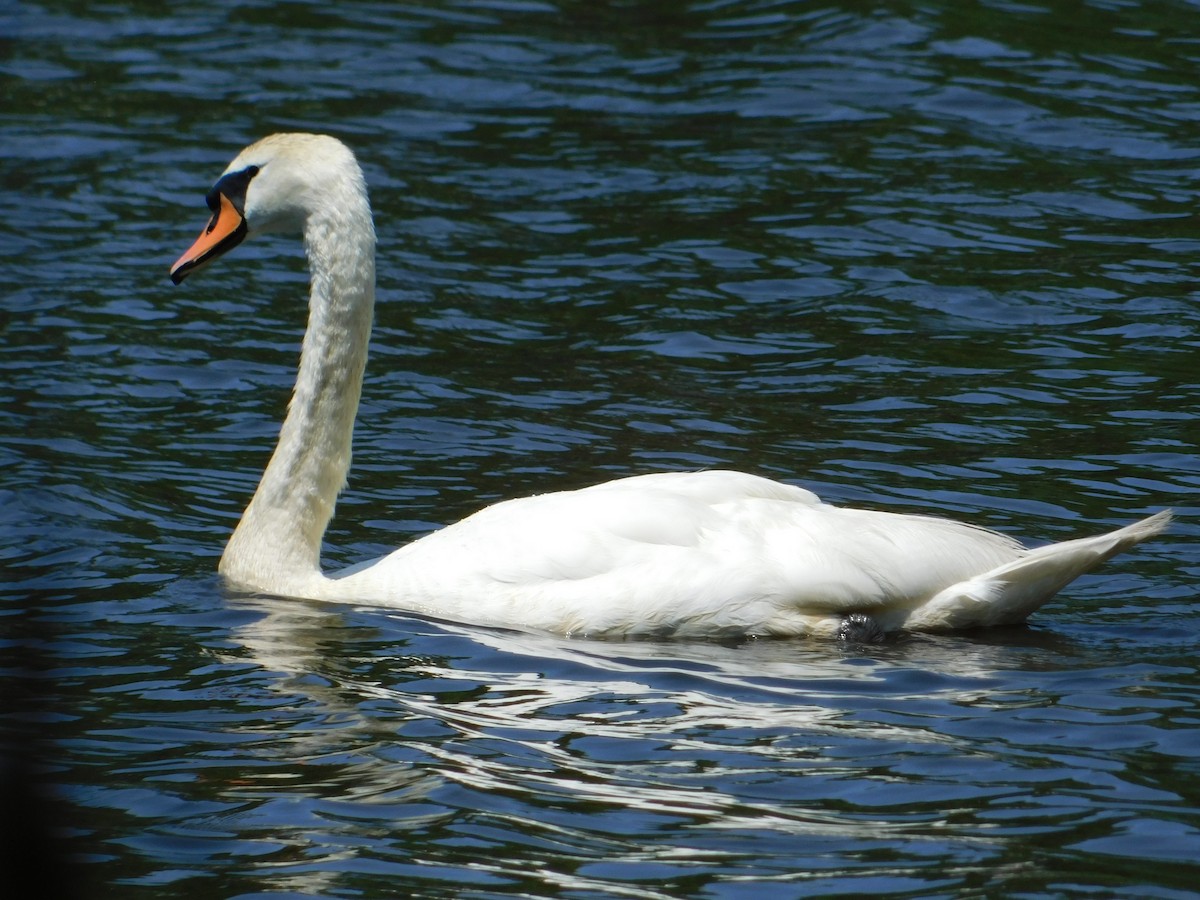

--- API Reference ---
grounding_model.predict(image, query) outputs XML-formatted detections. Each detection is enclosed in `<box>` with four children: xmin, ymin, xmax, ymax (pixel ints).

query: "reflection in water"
<box><xmin>219</xmin><ymin>592</ymin><xmax>1155</xmax><ymax>894</ymax></box>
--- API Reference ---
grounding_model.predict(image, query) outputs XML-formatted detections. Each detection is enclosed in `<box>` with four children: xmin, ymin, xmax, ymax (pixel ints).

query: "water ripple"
<box><xmin>4</xmin><ymin>0</ymin><xmax>1198</xmax><ymax>896</ymax></box>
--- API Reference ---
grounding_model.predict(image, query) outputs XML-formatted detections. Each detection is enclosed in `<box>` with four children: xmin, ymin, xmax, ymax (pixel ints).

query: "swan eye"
<box><xmin>206</xmin><ymin>164</ymin><xmax>261</xmax><ymax>216</ymax></box>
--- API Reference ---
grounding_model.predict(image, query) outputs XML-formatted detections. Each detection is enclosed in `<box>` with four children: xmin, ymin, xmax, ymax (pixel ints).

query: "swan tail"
<box><xmin>902</xmin><ymin>510</ymin><xmax>1172</xmax><ymax>632</ymax></box>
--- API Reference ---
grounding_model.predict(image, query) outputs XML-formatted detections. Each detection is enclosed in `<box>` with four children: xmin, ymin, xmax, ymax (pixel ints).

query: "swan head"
<box><xmin>170</xmin><ymin>133</ymin><xmax>364</xmax><ymax>285</ymax></box>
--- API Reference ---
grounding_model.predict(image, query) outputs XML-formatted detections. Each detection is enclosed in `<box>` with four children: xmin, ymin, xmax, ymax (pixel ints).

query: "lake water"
<box><xmin>3</xmin><ymin>1</ymin><xmax>1199</xmax><ymax>896</ymax></box>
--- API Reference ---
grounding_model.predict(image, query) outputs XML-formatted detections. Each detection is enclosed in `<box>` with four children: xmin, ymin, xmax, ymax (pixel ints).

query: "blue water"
<box><xmin>3</xmin><ymin>1</ymin><xmax>1199</xmax><ymax>897</ymax></box>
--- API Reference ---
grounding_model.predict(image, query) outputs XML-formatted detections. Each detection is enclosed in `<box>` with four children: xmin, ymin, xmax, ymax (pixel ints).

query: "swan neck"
<box><xmin>221</xmin><ymin>189</ymin><xmax>375</xmax><ymax>591</ymax></box>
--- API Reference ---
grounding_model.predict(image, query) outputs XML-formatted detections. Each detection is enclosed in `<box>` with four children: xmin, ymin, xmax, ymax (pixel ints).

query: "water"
<box><xmin>3</xmin><ymin>0</ymin><xmax>1199</xmax><ymax>896</ymax></box>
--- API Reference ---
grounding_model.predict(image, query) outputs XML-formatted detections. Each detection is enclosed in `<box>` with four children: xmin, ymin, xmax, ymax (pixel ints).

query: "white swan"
<box><xmin>170</xmin><ymin>133</ymin><xmax>1170</xmax><ymax>640</ymax></box>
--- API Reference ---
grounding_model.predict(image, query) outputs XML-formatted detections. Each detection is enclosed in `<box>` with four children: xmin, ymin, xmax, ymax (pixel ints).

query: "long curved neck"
<box><xmin>220</xmin><ymin>185</ymin><xmax>376</xmax><ymax>593</ymax></box>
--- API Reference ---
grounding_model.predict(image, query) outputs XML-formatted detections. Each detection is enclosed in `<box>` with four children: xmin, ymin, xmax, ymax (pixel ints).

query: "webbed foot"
<box><xmin>837</xmin><ymin>612</ymin><xmax>885</xmax><ymax>643</ymax></box>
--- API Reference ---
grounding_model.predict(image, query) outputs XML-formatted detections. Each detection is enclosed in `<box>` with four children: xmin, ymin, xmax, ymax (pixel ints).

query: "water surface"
<box><xmin>3</xmin><ymin>1</ymin><xmax>1199</xmax><ymax>897</ymax></box>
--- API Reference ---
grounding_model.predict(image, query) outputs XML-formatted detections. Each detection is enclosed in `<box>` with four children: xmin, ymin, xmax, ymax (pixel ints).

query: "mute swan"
<box><xmin>170</xmin><ymin>133</ymin><xmax>1170</xmax><ymax>640</ymax></box>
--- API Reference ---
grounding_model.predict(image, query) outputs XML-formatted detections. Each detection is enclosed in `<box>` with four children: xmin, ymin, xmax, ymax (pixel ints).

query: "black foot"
<box><xmin>837</xmin><ymin>613</ymin><xmax>885</xmax><ymax>643</ymax></box>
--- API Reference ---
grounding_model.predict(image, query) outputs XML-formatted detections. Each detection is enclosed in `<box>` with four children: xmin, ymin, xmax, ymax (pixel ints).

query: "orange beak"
<box><xmin>170</xmin><ymin>192</ymin><xmax>248</xmax><ymax>284</ymax></box>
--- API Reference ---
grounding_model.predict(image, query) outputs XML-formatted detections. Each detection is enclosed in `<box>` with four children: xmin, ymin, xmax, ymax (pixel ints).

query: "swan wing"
<box><xmin>334</xmin><ymin>470</ymin><xmax>1024</xmax><ymax>637</ymax></box>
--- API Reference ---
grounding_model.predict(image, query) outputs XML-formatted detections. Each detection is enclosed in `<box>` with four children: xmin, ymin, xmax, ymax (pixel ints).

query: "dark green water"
<box><xmin>3</xmin><ymin>1</ymin><xmax>1198</xmax><ymax>897</ymax></box>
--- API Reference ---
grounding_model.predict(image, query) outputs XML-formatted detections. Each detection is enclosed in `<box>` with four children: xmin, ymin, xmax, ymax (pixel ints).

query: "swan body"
<box><xmin>171</xmin><ymin>133</ymin><xmax>1170</xmax><ymax>640</ymax></box>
